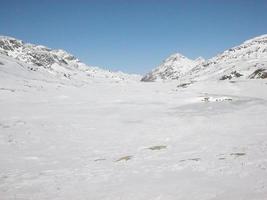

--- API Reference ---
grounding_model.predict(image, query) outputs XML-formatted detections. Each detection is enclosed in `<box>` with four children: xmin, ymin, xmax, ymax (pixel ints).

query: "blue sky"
<box><xmin>1</xmin><ymin>0</ymin><xmax>267</xmax><ymax>74</ymax></box>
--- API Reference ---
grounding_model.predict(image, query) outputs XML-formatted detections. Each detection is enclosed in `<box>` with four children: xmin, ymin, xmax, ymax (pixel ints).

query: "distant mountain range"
<box><xmin>142</xmin><ymin>34</ymin><xmax>267</xmax><ymax>82</ymax></box>
<box><xmin>1</xmin><ymin>35</ymin><xmax>267</xmax><ymax>84</ymax></box>
<box><xmin>0</xmin><ymin>36</ymin><xmax>140</xmax><ymax>82</ymax></box>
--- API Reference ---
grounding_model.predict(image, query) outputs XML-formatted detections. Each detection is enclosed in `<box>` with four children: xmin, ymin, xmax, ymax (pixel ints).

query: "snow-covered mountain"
<box><xmin>0</xmin><ymin>36</ymin><xmax>140</xmax><ymax>83</ymax></box>
<box><xmin>142</xmin><ymin>34</ymin><xmax>267</xmax><ymax>82</ymax></box>
<box><xmin>141</xmin><ymin>53</ymin><xmax>204</xmax><ymax>82</ymax></box>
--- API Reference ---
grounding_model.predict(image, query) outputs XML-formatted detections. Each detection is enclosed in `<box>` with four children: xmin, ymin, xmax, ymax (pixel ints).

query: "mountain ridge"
<box><xmin>142</xmin><ymin>34</ymin><xmax>267</xmax><ymax>82</ymax></box>
<box><xmin>0</xmin><ymin>36</ymin><xmax>140</xmax><ymax>83</ymax></box>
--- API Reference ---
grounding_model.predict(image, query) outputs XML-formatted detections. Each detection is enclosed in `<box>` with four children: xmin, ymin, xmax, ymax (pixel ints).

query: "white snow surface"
<box><xmin>1</xmin><ymin>52</ymin><xmax>267</xmax><ymax>200</ymax></box>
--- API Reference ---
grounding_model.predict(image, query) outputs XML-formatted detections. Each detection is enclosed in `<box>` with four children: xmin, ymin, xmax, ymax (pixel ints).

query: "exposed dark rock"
<box><xmin>148</xmin><ymin>145</ymin><xmax>167</xmax><ymax>150</ymax></box>
<box><xmin>94</xmin><ymin>158</ymin><xmax>106</xmax><ymax>162</ymax></box>
<box><xmin>115</xmin><ymin>155</ymin><xmax>132</xmax><ymax>162</ymax></box>
<box><xmin>220</xmin><ymin>71</ymin><xmax>243</xmax><ymax>80</ymax></box>
<box><xmin>220</xmin><ymin>74</ymin><xmax>232</xmax><ymax>80</ymax></box>
<box><xmin>177</xmin><ymin>82</ymin><xmax>191</xmax><ymax>88</ymax></box>
<box><xmin>249</xmin><ymin>68</ymin><xmax>267</xmax><ymax>79</ymax></box>
<box><xmin>230</xmin><ymin>152</ymin><xmax>246</xmax><ymax>157</ymax></box>
<box><xmin>141</xmin><ymin>73</ymin><xmax>156</xmax><ymax>82</ymax></box>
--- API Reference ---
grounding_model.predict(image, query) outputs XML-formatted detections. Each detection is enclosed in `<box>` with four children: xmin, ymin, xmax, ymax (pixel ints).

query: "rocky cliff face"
<box><xmin>0</xmin><ymin>36</ymin><xmax>80</xmax><ymax>69</ymax></box>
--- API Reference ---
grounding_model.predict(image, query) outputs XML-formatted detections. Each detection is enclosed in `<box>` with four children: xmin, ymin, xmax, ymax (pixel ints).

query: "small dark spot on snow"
<box><xmin>188</xmin><ymin>158</ymin><xmax>201</xmax><ymax>161</ymax></box>
<box><xmin>215</xmin><ymin>98</ymin><xmax>232</xmax><ymax>102</ymax></box>
<box><xmin>94</xmin><ymin>158</ymin><xmax>106</xmax><ymax>162</ymax></box>
<box><xmin>0</xmin><ymin>123</ymin><xmax>10</xmax><ymax>128</ymax></box>
<box><xmin>148</xmin><ymin>145</ymin><xmax>167</xmax><ymax>151</ymax></box>
<box><xmin>177</xmin><ymin>83</ymin><xmax>191</xmax><ymax>88</ymax></box>
<box><xmin>179</xmin><ymin>158</ymin><xmax>201</xmax><ymax>162</ymax></box>
<box><xmin>0</xmin><ymin>88</ymin><xmax>15</xmax><ymax>92</ymax></box>
<box><xmin>202</xmin><ymin>97</ymin><xmax>210</xmax><ymax>102</ymax></box>
<box><xmin>115</xmin><ymin>156</ymin><xmax>132</xmax><ymax>162</ymax></box>
<box><xmin>1</xmin><ymin>175</ymin><xmax>8</xmax><ymax>179</ymax></box>
<box><xmin>230</xmin><ymin>152</ymin><xmax>246</xmax><ymax>157</ymax></box>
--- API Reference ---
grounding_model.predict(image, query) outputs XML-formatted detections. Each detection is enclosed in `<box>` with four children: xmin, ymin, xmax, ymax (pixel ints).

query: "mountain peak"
<box><xmin>195</xmin><ymin>56</ymin><xmax>205</xmax><ymax>63</ymax></box>
<box><xmin>141</xmin><ymin>53</ymin><xmax>196</xmax><ymax>82</ymax></box>
<box><xmin>164</xmin><ymin>53</ymin><xmax>190</xmax><ymax>62</ymax></box>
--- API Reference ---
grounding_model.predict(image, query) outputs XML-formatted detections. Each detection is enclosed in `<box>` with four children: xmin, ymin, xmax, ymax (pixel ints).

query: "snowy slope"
<box><xmin>1</xmin><ymin>54</ymin><xmax>267</xmax><ymax>199</ymax></box>
<box><xmin>142</xmin><ymin>34</ymin><xmax>267</xmax><ymax>82</ymax></box>
<box><xmin>1</xmin><ymin>34</ymin><xmax>267</xmax><ymax>200</ymax></box>
<box><xmin>0</xmin><ymin>36</ymin><xmax>140</xmax><ymax>83</ymax></box>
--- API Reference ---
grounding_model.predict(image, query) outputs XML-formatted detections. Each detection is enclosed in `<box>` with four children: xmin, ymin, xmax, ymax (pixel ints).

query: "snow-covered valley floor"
<box><xmin>1</xmin><ymin>70</ymin><xmax>267</xmax><ymax>199</ymax></box>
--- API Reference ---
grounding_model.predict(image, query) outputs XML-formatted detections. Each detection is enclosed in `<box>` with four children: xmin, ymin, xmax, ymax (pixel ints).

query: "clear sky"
<box><xmin>1</xmin><ymin>0</ymin><xmax>267</xmax><ymax>74</ymax></box>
